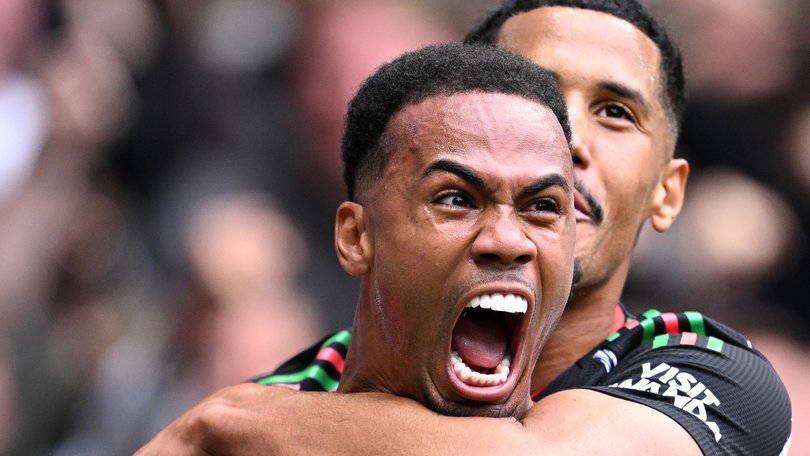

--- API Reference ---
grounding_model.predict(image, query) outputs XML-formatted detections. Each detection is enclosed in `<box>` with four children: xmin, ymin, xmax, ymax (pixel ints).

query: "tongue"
<box><xmin>452</xmin><ymin>313</ymin><xmax>508</xmax><ymax>371</ymax></box>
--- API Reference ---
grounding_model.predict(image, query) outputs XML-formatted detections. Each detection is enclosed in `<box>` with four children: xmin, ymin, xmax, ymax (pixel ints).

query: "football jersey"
<box><xmin>252</xmin><ymin>307</ymin><xmax>792</xmax><ymax>455</ymax></box>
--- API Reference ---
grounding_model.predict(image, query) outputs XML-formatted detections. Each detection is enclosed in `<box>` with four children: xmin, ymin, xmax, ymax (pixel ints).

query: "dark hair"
<box><xmin>464</xmin><ymin>0</ymin><xmax>685</xmax><ymax>132</ymax></box>
<box><xmin>342</xmin><ymin>42</ymin><xmax>571</xmax><ymax>201</ymax></box>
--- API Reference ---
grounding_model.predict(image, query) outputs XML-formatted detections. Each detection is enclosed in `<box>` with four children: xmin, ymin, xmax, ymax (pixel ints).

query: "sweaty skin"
<box><xmin>137</xmin><ymin>7</ymin><xmax>697</xmax><ymax>455</ymax></box>
<box><xmin>335</xmin><ymin>92</ymin><xmax>575</xmax><ymax>419</ymax></box>
<box><xmin>499</xmin><ymin>7</ymin><xmax>688</xmax><ymax>392</ymax></box>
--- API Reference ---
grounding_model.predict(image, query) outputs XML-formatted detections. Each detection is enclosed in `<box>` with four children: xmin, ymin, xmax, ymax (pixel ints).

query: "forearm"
<box><xmin>137</xmin><ymin>385</ymin><xmax>701</xmax><ymax>455</ymax></box>
<box><xmin>263</xmin><ymin>388</ymin><xmax>702</xmax><ymax>455</ymax></box>
<box><xmin>269</xmin><ymin>390</ymin><xmax>528</xmax><ymax>456</ymax></box>
<box><xmin>136</xmin><ymin>384</ymin><xmax>531</xmax><ymax>455</ymax></box>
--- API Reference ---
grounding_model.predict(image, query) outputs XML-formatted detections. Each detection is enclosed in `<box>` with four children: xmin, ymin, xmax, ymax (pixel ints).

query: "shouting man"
<box><xmin>139</xmin><ymin>1</ymin><xmax>791</xmax><ymax>454</ymax></box>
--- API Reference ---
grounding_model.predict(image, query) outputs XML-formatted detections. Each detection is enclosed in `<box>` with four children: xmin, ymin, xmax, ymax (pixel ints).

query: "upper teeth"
<box><xmin>466</xmin><ymin>293</ymin><xmax>527</xmax><ymax>314</ymax></box>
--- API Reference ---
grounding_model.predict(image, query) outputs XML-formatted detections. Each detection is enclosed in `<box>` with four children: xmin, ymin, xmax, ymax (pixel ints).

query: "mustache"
<box><xmin>449</xmin><ymin>271</ymin><xmax>537</xmax><ymax>307</ymax></box>
<box><xmin>461</xmin><ymin>271</ymin><xmax>536</xmax><ymax>295</ymax></box>
<box><xmin>574</xmin><ymin>178</ymin><xmax>604</xmax><ymax>225</ymax></box>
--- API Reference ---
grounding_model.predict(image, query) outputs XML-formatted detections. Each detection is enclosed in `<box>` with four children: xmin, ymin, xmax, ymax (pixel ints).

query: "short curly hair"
<box><xmin>343</xmin><ymin>42</ymin><xmax>570</xmax><ymax>201</ymax></box>
<box><xmin>464</xmin><ymin>0</ymin><xmax>685</xmax><ymax>134</ymax></box>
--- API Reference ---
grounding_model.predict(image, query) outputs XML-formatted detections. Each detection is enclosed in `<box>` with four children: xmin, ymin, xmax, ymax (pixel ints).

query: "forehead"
<box><xmin>385</xmin><ymin>92</ymin><xmax>571</xmax><ymax>174</ymax></box>
<box><xmin>498</xmin><ymin>7</ymin><xmax>664</xmax><ymax>108</ymax></box>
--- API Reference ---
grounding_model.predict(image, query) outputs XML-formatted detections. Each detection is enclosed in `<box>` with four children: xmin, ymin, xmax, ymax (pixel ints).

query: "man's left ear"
<box><xmin>650</xmin><ymin>158</ymin><xmax>689</xmax><ymax>233</ymax></box>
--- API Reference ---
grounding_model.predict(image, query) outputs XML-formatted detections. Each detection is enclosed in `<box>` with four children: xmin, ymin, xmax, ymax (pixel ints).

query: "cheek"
<box><xmin>370</xmin><ymin>240</ymin><xmax>448</xmax><ymax>350</ymax></box>
<box><xmin>370</xmin><ymin>204</ymin><xmax>474</xmax><ymax>338</ymax></box>
<box><xmin>384</xmin><ymin>208</ymin><xmax>474</xmax><ymax>283</ymax></box>
<box><xmin>603</xmin><ymin>164</ymin><xmax>657</xmax><ymax>220</ymax></box>
<box><xmin>531</xmin><ymin>239</ymin><xmax>572</xmax><ymax>350</ymax></box>
<box><xmin>537</xmin><ymin>234</ymin><xmax>575</xmax><ymax>296</ymax></box>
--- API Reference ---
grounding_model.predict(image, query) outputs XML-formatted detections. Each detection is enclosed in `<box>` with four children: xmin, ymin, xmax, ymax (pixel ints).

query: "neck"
<box><xmin>338</xmin><ymin>289</ymin><xmax>375</xmax><ymax>394</ymax></box>
<box><xmin>531</xmin><ymin>264</ymin><xmax>630</xmax><ymax>391</ymax></box>
<box><xmin>338</xmin><ymin>283</ymin><xmax>403</xmax><ymax>396</ymax></box>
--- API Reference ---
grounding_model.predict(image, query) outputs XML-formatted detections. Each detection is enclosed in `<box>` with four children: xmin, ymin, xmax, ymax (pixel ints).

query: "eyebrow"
<box><xmin>518</xmin><ymin>174</ymin><xmax>570</xmax><ymax>200</ymax></box>
<box><xmin>422</xmin><ymin>159</ymin><xmax>570</xmax><ymax>197</ymax></box>
<box><xmin>422</xmin><ymin>160</ymin><xmax>487</xmax><ymax>191</ymax></box>
<box><xmin>546</xmin><ymin>69</ymin><xmax>650</xmax><ymax>113</ymax></box>
<box><xmin>597</xmin><ymin>80</ymin><xmax>650</xmax><ymax>112</ymax></box>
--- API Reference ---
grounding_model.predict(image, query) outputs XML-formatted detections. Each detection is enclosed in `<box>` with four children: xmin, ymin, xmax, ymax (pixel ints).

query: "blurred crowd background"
<box><xmin>0</xmin><ymin>0</ymin><xmax>808</xmax><ymax>454</ymax></box>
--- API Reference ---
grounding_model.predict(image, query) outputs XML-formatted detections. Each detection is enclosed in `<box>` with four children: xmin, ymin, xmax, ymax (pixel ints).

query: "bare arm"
<box><xmin>136</xmin><ymin>384</ymin><xmax>700</xmax><ymax>455</ymax></box>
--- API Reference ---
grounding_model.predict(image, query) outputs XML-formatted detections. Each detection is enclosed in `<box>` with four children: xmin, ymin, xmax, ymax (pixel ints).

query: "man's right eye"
<box><xmin>434</xmin><ymin>191</ymin><xmax>471</xmax><ymax>208</ymax></box>
<box><xmin>597</xmin><ymin>102</ymin><xmax>637</xmax><ymax>124</ymax></box>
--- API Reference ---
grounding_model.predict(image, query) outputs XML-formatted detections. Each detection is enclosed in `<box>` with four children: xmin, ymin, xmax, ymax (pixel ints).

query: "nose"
<box><xmin>471</xmin><ymin>206</ymin><xmax>536</xmax><ymax>267</ymax></box>
<box><xmin>567</xmin><ymin>102</ymin><xmax>592</xmax><ymax>169</ymax></box>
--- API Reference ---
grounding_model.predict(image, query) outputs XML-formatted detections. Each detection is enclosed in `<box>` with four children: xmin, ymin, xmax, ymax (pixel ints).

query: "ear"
<box><xmin>335</xmin><ymin>201</ymin><xmax>373</xmax><ymax>276</ymax></box>
<box><xmin>650</xmin><ymin>158</ymin><xmax>689</xmax><ymax>233</ymax></box>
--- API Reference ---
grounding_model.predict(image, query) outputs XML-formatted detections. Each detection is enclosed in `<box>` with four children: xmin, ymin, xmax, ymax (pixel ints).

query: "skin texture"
<box><xmin>501</xmin><ymin>7</ymin><xmax>682</xmax><ymax>298</ymax></box>
<box><xmin>137</xmin><ymin>7</ymin><xmax>695</xmax><ymax>455</ymax></box>
<box><xmin>499</xmin><ymin>7</ymin><xmax>689</xmax><ymax>392</ymax></box>
<box><xmin>335</xmin><ymin>92</ymin><xmax>575</xmax><ymax>419</ymax></box>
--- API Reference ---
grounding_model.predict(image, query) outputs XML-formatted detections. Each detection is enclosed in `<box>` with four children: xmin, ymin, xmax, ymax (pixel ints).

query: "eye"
<box><xmin>598</xmin><ymin>103</ymin><xmax>636</xmax><ymax>123</ymax></box>
<box><xmin>525</xmin><ymin>197</ymin><xmax>561</xmax><ymax>215</ymax></box>
<box><xmin>434</xmin><ymin>191</ymin><xmax>473</xmax><ymax>208</ymax></box>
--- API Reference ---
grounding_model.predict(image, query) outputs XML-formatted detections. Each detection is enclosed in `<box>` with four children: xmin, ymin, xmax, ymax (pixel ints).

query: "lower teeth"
<box><xmin>451</xmin><ymin>351</ymin><xmax>510</xmax><ymax>386</ymax></box>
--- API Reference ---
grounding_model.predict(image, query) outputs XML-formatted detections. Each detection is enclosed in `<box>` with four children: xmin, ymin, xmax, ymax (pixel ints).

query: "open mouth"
<box><xmin>450</xmin><ymin>293</ymin><xmax>528</xmax><ymax>389</ymax></box>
